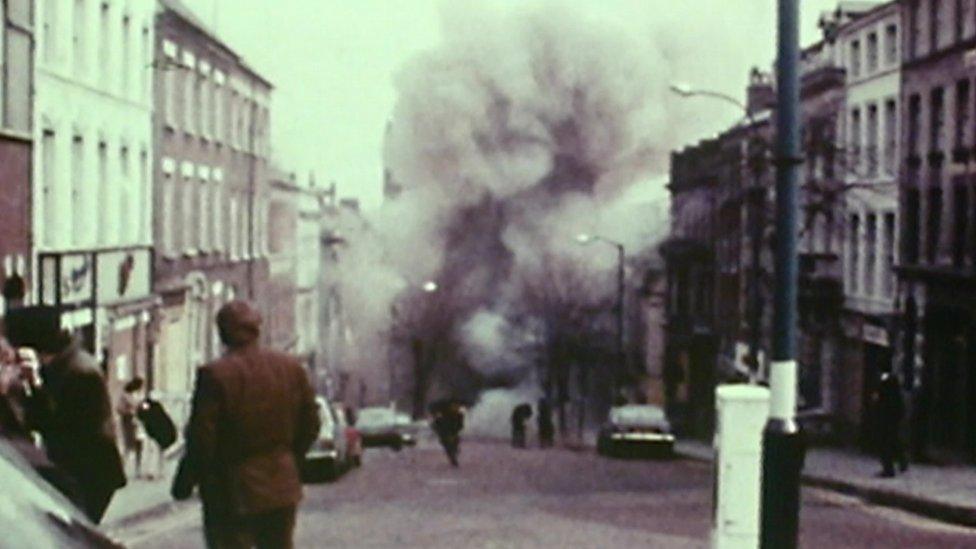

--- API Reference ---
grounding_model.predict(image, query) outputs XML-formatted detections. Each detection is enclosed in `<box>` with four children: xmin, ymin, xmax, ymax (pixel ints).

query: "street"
<box><xmin>119</xmin><ymin>437</ymin><xmax>976</xmax><ymax>548</ymax></box>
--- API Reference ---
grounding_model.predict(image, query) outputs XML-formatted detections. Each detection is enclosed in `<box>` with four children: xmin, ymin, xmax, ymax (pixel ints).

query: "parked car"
<box><xmin>303</xmin><ymin>396</ymin><xmax>352</xmax><ymax>481</ymax></box>
<box><xmin>355</xmin><ymin>407</ymin><xmax>417</xmax><ymax>450</ymax></box>
<box><xmin>0</xmin><ymin>438</ymin><xmax>122</xmax><ymax>548</ymax></box>
<box><xmin>597</xmin><ymin>404</ymin><xmax>675</xmax><ymax>458</ymax></box>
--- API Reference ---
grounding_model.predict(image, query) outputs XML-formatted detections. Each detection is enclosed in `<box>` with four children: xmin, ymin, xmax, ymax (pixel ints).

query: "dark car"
<box><xmin>0</xmin><ymin>438</ymin><xmax>122</xmax><ymax>548</ymax></box>
<box><xmin>355</xmin><ymin>407</ymin><xmax>417</xmax><ymax>450</ymax></box>
<box><xmin>597</xmin><ymin>404</ymin><xmax>675</xmax><ymax>458</ymax></box>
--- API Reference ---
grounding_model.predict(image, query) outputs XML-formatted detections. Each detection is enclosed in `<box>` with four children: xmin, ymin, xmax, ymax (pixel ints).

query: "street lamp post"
<box><xmin>576</xmin><ymin>234</ymin><xmax>625</xmax><ymax>405</ymax></box>
<box><xmin>670</xmin><ymin>80</ymin><xmax>766</xmax><ymax>381</ymax></box>
<box><xmin>762</xmin><ymin>1</ymin><xmax>804</xmax><ymax>547</ymax></box>
<box><xmin>389</xmin><ymin>280</ymin><xmax>438</xmax><ymax>411</ymax></box>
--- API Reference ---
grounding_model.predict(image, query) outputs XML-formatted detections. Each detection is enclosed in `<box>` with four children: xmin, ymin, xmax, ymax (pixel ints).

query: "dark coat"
<box><xmin>177</xmin><ymin>320</ymin><xmax>320</xmax><ymax>516</ymax></box>
<box><xmin>26</xmin><ymin>342</ymin><xmax>126</xmax><ymax>497</ymax></box>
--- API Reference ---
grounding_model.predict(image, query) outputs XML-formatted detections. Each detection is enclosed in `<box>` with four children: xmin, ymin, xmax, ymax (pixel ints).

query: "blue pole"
<box><xmin>761</xmin><ymin>1</ymin><xmax>804</xmax><ymax>547</ymax></box>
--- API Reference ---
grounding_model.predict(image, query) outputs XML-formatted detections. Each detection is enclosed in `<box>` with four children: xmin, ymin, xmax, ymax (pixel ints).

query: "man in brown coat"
<box><xmin>173</xmin><ymin>300</ymin><xmax>320</xmax><ymax>548</ymax></box>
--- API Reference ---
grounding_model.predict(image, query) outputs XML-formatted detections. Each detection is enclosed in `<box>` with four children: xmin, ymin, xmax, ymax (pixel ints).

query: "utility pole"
<box><xmin>615</xmin><ymin>242</ymin><xmax>625</xmax><ymax>405</ymax></box>
<box><xmin>760</xmin><ymin>1</ymin><xmax>804</xmax><ymax>548</ymax></box>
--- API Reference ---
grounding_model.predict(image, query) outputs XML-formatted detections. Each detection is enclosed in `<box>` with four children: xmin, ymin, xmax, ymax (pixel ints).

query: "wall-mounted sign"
<box><xmin>97</xmin><ymin>249</ymin><xmax>151</xmax><ymax>304</ymax></box>
<box><xmin>59</xmin><ymin>254</ymin><xmax>94</xmax><ymax>305</ymax></box>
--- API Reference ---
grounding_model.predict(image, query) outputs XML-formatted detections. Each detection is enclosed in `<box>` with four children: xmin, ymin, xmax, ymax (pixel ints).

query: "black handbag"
<box><xmin>137</xmin><ymin>399</ymin><xmax>178</xmax><ymax>450</ymax></box>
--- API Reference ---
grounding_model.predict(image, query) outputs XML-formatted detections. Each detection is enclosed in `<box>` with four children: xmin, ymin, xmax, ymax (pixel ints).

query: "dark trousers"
<box><xmin>204</xmin><ymin>503</ymin><xmax>297</xmax><ymax>549</ymax></box>
<box><xmin>879</xmin><ymin>427</ymin><xmax>907</xmax><ymax>475</ymax></box>
<box><xmin>512</xmin><ymin>426</ymin><xmax>526</xmax><ymax>448</ymax></box>
<box><xmin>80</xmin><ymin>485</ymin><xmax>116</xmax><ymax>524</ymax></box>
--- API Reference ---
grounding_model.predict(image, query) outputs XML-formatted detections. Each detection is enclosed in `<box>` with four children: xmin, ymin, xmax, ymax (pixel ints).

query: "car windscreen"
<box><xmin>356</xmin><ymin>409</ymin><xmax>395</xmax><ymax>426</ymax></box>
<box><xmin>610</xmin><ymin>406</ymin><xmax>667</xmax><ymax>427</ymax></box>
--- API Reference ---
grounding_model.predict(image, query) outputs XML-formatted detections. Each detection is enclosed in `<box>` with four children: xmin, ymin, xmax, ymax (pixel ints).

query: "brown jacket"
<box><xmin>181</xmin><ymin>308</ymin><xmax>319</xmax><ymax>515</ymax></box>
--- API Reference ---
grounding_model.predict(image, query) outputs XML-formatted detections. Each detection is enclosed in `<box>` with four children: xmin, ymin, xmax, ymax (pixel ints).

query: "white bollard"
<box><xmin>712</xmin><ymin>384</ymin><xmax>770</xmax><ymax>549</ymax></box>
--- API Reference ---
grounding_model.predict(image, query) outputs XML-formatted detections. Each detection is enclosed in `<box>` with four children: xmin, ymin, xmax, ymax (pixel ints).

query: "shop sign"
<box><xmin>58</xmin><ymin>254</ymin><xmax>94</xmax><ymax>305</ymax></box>
<box><xmin>97</xmin><ymin>249</ymin><xmax>151</xmax><ymax>304</ymax></box>
<box><xmin>862</xmin><ymin>324</ymin><xmax>889</xmax><ymax>347</ymax></box>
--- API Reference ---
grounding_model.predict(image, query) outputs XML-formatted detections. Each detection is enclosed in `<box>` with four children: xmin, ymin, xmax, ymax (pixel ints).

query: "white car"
<box><xmin>303</xmin><ymin>396</ymin><xmax>352</xmax><ymax>480</ymax></box>
<box><xmin>597</xmin><ymin>404</ymin><xmax>675</xmax><ymax>458</ymax></box>
<box><xmin>356</xmin><ymin>407</ymin><xmax>417</xmax><ymax>450</ymax></box>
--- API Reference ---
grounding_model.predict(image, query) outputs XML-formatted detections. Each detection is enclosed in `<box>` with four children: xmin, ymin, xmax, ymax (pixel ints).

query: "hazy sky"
<box><xmin>186</xmin><ymin>0</ymin><xmax>841</xmax><ymax>209</ymax></box>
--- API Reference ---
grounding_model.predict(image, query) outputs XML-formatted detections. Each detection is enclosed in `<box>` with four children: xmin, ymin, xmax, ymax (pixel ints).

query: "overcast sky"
<box><xmin>185</xmin><ymin>0</ymin><xmax>842</xmax><ymax>209</ymax></box>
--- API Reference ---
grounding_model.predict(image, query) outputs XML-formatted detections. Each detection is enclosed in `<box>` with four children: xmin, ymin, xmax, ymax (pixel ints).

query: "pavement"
<box><xmin>113</xmin><ymin>438</ymin><xmax>976</xmax><ymax>548</ymax></box>
<box><xmin>676</xmin><ymin>439</ymin><xmax>976</xmax><ymax>528</ymax></box>
<box><xmin>102</xmin><ymin>443</ymin><xmax>191</xmax><ymax>535</ymax></box>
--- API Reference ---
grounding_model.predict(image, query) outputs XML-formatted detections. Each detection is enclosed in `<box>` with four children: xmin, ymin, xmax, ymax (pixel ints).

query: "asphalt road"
<box><xmin>121</xmin><ymin>437</ymin><xmax>976</xmax><ymax>548</ymax></box>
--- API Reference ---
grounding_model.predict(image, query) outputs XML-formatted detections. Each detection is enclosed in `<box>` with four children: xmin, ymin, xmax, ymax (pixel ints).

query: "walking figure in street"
<box><xmin>430</xmin><ymin>399</ymin><xmax>465</xmax><ymax>467</ymax></box>
<box><xmin>171</xmin><ymin>300</ymin><xmax>320</xmax><ymax>549</ymax></box>
<box><xmin>873</xmin><ymin>371</ymin><xmax>908</xmax><ymax>478</ymax></box>
<box><xmin>4</xmin><ymin>306</ymin><xmax>126</xmax><ymax>524</ymax></box>
<box><xmin>118</xmin><ymin>377</ymin><xmax>147</xmax><ymax>479</ymax></box>
<box><xmin>537</xmin><ymin>398</ymin><xmax>555</xmax><ymax>448</ymax></box>
<box><xmin>511</xmin><ymin>403</ymin><xmax>532</xmax><ymax>448</ymax></box>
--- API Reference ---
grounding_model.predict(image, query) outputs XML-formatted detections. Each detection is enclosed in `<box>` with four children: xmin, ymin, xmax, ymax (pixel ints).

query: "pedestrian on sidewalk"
<box><xmin>118</xmin><ymin>377</ymin><xmax>147</xmax><ymax>480</ymax></box>
<box><xmin>511</xmin><ymin>403</ymin><xmax>531</xmax><ymax>448</ymax></box>
<box><xmin>537</xmin><ymin>398</ymin><xmax>555</xmax><ymax>448</ymax></box>
<box><xmin>171</xmin><ymin>300</ymin><xmax>320</xmax><ymax>549</ymax></box>
<box><xmin>4</xmin><ymin>306</ymin><xmax>126</xmax><ymax>524</ymax></box>
<box><xmin>873</xmin><ymin>371</ymin><xmax>908</xmax><ymax>478</ymax></box>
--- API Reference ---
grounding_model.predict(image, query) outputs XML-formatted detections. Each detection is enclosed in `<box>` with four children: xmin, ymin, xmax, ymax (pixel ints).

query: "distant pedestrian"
<box><xmin>873</xmin><ymin>371</ymin><xmax>908</xmax><ymax>478</ymax></box>
<box><xmin>5</xmin><ymin>306</ymin><xmax>126</xmax><ymax>524</ymax></box>
<box><xmin>511</xmin><ymin>403</ymin><xmax>532</xmax><ymax>448</ymax></box>
<box><xmin>118</xmin><ymin>377</ymin><xmax>147</xmax><ymax>479</ymax></box>
<box><xmin>537</xmin><ymin>398</ymin><xmax>555</xmax><ymax>448</ymax></box>
<box><xmin>172</xmin><ymin>300</ymin><xmax>320</xmax><ymax>549</ymax></box>
<box><xmin>430</xmin><ymin>399</ymin><xmax>465</xmax><ymax>467</ymax></box>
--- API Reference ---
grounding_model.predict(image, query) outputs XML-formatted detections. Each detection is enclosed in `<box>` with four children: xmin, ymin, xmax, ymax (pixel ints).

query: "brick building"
<box><xmin>898</xmin><ymin>0</ymin><xmax>976</xmax><ymax>463</ymax></box>
<box><xmin>150</xmin><ymin>0</ymin><xmax>272</xmax><ymax>420</ymax></box>
<box><xmin>0</xmin><ymin>1</ymin><xmax>32</xmax><ymax>315</ymax></box>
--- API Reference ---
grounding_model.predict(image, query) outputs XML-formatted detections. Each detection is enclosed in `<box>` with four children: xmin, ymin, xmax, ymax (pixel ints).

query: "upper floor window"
<box><xmin>848</xmin><ymin>214</ymin><xmax>861</xmax><ymax>294</ymax></box>
<box><xmin>43</xmin><ymin>0</ymin><xmax>59</xmax><ymax>65</ymax></box>
<box><xmin>866</xmin><ymin>32</ymin><xmax>878</xmax><ymax>73</ymax></box>
<box><xmin>908</xmin><ymin>93</ymin><xmax>922</xmax><ymax>156</ymax></box>
<box><xmin>121</xmin><ymin>15</ymin><xmax>131</xmax><ymax>96</ymax></box>
<box><xmin>931</xmin><ymin>86</ymin><xmax>946</xmax><ymax>152</ymax></box>
<box><xmin>2</xmin><ymin>1</ymin><xmax>33</xmax><ymax>133</ymax></box>
<box><xmin>884</xmin><ymin>99</ymin><xmax>897</xmax><ymax>175</ymax></box>
<box><xmin>882</xmin><ymin>212</ymin><xmax>896</xmax><ymax>297</ymax></box>
<box><xmin>867</xmin><ymin>104</ymin><xmax>879</xmax><ymax>177</ymax></box>
<box><xmin>931</xmin><ymin>0</ymin><xmax>941</xmax><ymax>52</ymax></box>
<box><xmin>909</xmin><ymin>1</ymin><xmax>921</xmax><ymax>59</ymax></box>
<box><xmin>885</xmin><ymin>24</ymin><xmax>898</xmax><ymax>65</ymax></box>
<box><xmin>73</xmin><ymin>0</ymin><xmax>86</xmax><ymax>76</ymax></box>
<box><xmin>99</xmin><ymin>2</ymin><xmax>110</xmax><ymax>87</ymax></box>
<box><xmin>850</xmin><ymin>107</ymin><xmax>862</xmax><ymax>173</ymax></box>
<box><xmin>849</xmin><ymin>39</ymin><xmax>861</xmax><ymax>78</ymax></box>
<box><xmin>956</xmin><ymin>0</ymin><xmax>965</xmax><ymax>42</ymax></box>
<box><xmin>865</xmin><ymin>213</ymin><xmax>877</xmax><ymax>295</ymax></box>
<box><xmin>955</xmin><ymin>79</ymin><xmax>970</xmax><ymax>150</ymax></box>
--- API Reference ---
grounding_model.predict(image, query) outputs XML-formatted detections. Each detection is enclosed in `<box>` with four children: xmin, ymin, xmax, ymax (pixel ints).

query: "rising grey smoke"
<box><xmin>330</xmin><ymin>1</ymin><xmax>768</xmax><ymax>408</ymax></box>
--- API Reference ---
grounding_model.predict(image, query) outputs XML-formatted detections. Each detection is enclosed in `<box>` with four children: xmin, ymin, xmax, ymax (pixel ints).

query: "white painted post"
<box><xmin>712</xmin><ymin>384</ymin><xmax>770</xmax><ymax>549</ymax></box>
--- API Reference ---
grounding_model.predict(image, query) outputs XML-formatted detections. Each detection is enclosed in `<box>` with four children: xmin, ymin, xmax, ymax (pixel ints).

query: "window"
<box><xmin>867</xmin><ymin>32</ymin><xmax>878</xmax><ymax>73</ymax></box>
<box><xmin>212</xmin><ymin>184</ymin><xmax>222</xmax><ymax>253</ymax></box>
<box><xmin>849</xmin><ymin>214</ymin><xmax>861</xmax><ymax>294</ymax></box>
<box><xmin>956</xmin><ymin>79</ymin><xmax>970</xmax><ymax>150</ymax></box>
<box><xmin>908</xmin><ymin>93</ymin><xmax>921</xmax><ymax>156</ymax></box>
<box><xmin>141</xmin><ymin>27</ymin><xmax>150</xmax><ymax>100</ymax></box>
<box><xmin>99</xmin><ymin>2</ymin><xmax>110</xmax><ymax>87</ymax></box>
<box><xmin>97</xmin><ymin>141</ymin><xmax>108</xmax><ymax>243</ymax></box>
<box><xmin>931</xmin><ymin>86</ymin><xmax>945</xmax><ymax>152</ymax></box>
<box><xmin>121</xmin><ymin>15</ymin><xmax>131</xmax><ymax>96</ymax></box>
<box><xmin>42</xmin><ymin>130</ymin><xmax>56</xmax><ymax>247</ymax></box>
<box><xmin>120</xmin><ymin>146</ymin><xmax>131</xmax><ymax>241</ymax></box>
<box><xmin>200</xmin><ymin>72</ymin><xmax>210</xmax><ymax>140</ymax></box>
<box><xmin>885</xmin><ymin>24</ymin><xmax>898</xmax><ymax>65</ymax></box>
<box><xmin>884</xmin><ymin>99</ymin><xmax>897</xmax><ymax>175</ymax></box>
<box><xmin>953</xmin><ymin>179</ymin><xmax>968</xmax><ymax>267</ymax></box>
<box><xmin>908</xmin><ymin>1</ymin><xmax>921</xmax><ymax>58</ymax></box>
<box><xmin>850</xmin><ymin>107</ymin><xmax>862</xmax><ymax>174</ymax></box>
<box><xmin>850</xmin><ymin>39</ymin><xmax>861</xmax><ymax>78</ymax></box>
<box><xmin>931</xmin><ymin>0</ymin><xmax>941</xmax><ymax>52</ymax></box>
<box><xmin>139</xmin><ymin>150</ymin><xmax>148</xmax><ymax>243</ymax></box>
<box><xmin>229</xmin><ymin>196</ymin><xmax>239</xmax><ymax>259</ymax></box>
<box><xmin>882</xmin><ymin>213</ymin><xmax>896</xmax><ymax>297</ymax></box>
<box><xmin>43</xmin><ymin>0</ymin><xmax>58</xmax><ymax>65</ymax></box>
<box><xmin>162</xmin><ymin>172</ymin><xmax>174</xmax><ymax>254</ymax></box>
<box><xmin>3</xmin><ymin>1</ymin><xmax>33</xmax><ymax>132</ymax></box>
<box><xmin>867</xmin><ymin>104</ymin><xmax>879</xmax><ymax>177</ymax></box>
<box><xmin>905</xmin><ymin>187</ymin><xmax>921</xmax><ymax>264</ymax></box>
<box><xmin>184</xmin><ymin>70</ymin><xmax>195</xmax><ymax>133</ymax></box>
<box><xmin>927</xmin><ymin>184</ymin><xmax>943</xmax><ymax>264</ymax></box>
<box><xmin>198</xmin><ymin>174</ymin><xmax>208</xmax><ymax>251</ymax></box>
<box><xmin>956</xmin><ymin>0</ymin><xmax>965</xmax><ymax>42</ymax></box>
<box><xmin>865</xmin><ymin>214</ymin><xmax>877</xmax><ymax>295</ymax></box>
<box><xmin>73</xmin><ymin>0</ymin><xmax>86</xmax><ymax>76</ymax></box>
<box><xmin>71</xmin><ymin>135</ymin><xmax>85</xmax><ymax>242</ymax></box>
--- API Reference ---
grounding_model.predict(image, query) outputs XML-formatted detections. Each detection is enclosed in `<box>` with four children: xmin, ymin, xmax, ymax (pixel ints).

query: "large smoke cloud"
<box><xmin>329</xmin><ymin>1</ymin><xmax>773</xmax><ymax>412</ymax></box>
